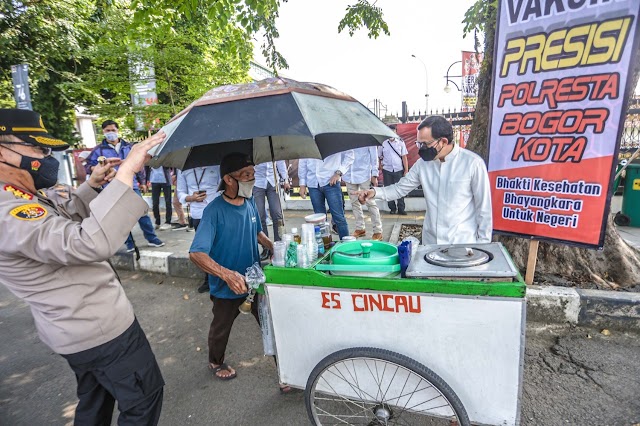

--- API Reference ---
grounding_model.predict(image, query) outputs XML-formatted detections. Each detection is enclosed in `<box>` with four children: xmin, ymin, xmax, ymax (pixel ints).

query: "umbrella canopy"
<box><xmin>149</xmin><ymin>78</ymin><xmax>397</xmax><ymax>169</ymax></box>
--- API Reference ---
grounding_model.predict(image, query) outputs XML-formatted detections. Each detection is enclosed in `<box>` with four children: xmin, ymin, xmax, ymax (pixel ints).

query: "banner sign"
<box><xmin>461</xmin><ymin>51</ymin><xmax>483</xmax><ymax>111</ymax></box>
<box><xmin>128</xmin><ymin>55</ymin><xmax>159</xmax><ymax>131</ymax></box>
<box><xmin>11</xmin><ymin>64</ymin><xmax>33</xmax><ymax>110</ymax></box>
<box><xmin>488</xmin><ymin>0</ymin><xmax>640</xmax><ymax>249</ymax></box>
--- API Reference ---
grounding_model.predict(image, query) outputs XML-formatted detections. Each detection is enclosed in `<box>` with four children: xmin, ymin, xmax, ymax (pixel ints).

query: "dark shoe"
<box><xmin>197</xmin><ymin>282</ymin><xmax>209</xmax><ymax>293</ymax></box>
<box><xmin>260</xmin><ymin>249</ymin><xmax>272</xmax><ymax>261</ymax></box>
<box><xmin>148</xmin><ymin>238</ymin><xmax>165</xmax><ymax>247</ymax></box>
<box><xmin>398</xmin><ymin>211</ymin><xmax>407</xmax><ymax>216</ymax></box>
<box><xmin>331</xmin><ymin>224</ymin><xmax>339</xmax><ymax>235</ymax></box>
<box><xmin>389</xmin><ymin>210</ymin><xmax>397</xmax><ymax>214</ymax></box>
<box><xmin>171</xmin><ymin>223</ymin><xmax>188</xmax><ymax>230</ymax></box>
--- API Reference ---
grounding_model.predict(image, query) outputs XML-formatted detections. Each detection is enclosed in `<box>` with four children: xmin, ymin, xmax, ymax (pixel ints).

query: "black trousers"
<box><xmin>208</xmin><ymin>296</ymin><xmax>259</xmax><ymax>365</ymax></box>
<box><xmin>382</xmin><ymin>169</ymin><xmax>405</xmax><ymax>212</ymax></box>
<box><xmin>151</xmin><ymin>183</ymin><xmax>172</xmax><ymax>225</ymax></box>
<box><xmin>62</xmin><ymin>319</ymin><xmax>164</xmax><ymax>426</ymax></box>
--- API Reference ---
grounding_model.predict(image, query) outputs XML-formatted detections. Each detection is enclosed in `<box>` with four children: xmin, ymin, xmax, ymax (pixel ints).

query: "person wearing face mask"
<box><xmin>0</xmin><ymin>109</ymin><xmax>166</xmax><ymax>425</ymax></box>
<box><xmin>86</xmin><ymin>120</ymin><xmax>165</xmax><ymax>251</ymax></box>
<box><xmin>354</xmin><ymin>115</ymin><xmax>492</xmax><ymax>245</ymax></box>
<box><xmin>189</xmin><ymin>152</ymin><xmax>280</xmax><ymax>386</ymax></box>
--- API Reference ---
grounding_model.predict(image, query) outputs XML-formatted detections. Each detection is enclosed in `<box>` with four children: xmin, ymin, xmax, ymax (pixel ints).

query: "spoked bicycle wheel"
<box><xmin>305</xmin><ymin>347</ymin><xmax>470</xmax><ymax>426</ymax></box>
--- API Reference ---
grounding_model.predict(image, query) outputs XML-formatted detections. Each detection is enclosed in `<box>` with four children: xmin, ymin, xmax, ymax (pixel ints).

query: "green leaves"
<box><xmin>0</xmin><ymin>0</ymin><xmax>391</xmax><ymax>142</ymax></box>
<box><xmin>338</xmin><ymin>0</ymin><xmax>390</xmax><ymax>38</ymax></box>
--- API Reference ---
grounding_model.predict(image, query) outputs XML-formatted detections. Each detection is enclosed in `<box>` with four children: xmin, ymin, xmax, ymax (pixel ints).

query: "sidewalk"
<box><xmin>112</xmin><ymin>200</ymin><xmax>640</xmax><ymax>332</ymax></box>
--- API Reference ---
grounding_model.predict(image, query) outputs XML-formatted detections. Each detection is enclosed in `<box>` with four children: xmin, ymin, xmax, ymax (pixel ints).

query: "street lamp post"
<box><xmin>444</xmin><ymin>60</ymin><xmax>462</xmax><ymax>93</ymax></box>
<box><xmin>411</xmin><ymin>54</ymin><xmax>429</xmax><ymax>114</ymax></box>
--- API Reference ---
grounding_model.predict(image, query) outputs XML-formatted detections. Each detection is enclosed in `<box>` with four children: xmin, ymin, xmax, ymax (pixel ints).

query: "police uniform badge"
<box><xmin>10</xmin><ymin>203</ymin><xmax>47</xmax><ymax>221</ymax></box>
<box><xmin>3</xmin><ymin>185</ymin><xmax>34</xmax><ymax>200</ymax></box>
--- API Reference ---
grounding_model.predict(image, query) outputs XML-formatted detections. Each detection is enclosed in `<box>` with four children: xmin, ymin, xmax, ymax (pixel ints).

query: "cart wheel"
<box><xmin>614</xmin><ymin>212</ymin><xmax>630</xmax><ymax>226</ymax></box>
<box><xmin>305</xmin><ymin>347</ymin><xmax>470</xmax><ymax>426</ymax></box>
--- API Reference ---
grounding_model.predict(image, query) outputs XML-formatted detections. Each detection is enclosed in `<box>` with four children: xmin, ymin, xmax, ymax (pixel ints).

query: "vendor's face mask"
<box><xmin>417</xmin><ymin>138</ymin><xmax>444</xmax><ymax>161</ymax></box>
<box><xmin>235</xmin><ymin>178</ymin><xmax>255</xmax><ymax>198</ymax></box>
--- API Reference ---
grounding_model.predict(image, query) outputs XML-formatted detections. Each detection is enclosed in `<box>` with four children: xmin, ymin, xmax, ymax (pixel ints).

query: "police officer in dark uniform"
<box><xmin>0</xmin><ymin>109</ymin><xmax>166</xmax><ymax>425</ymax></box>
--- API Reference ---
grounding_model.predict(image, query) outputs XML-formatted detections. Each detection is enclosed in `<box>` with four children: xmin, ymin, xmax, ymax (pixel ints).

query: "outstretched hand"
<box><xmin>115</xmin><ymin>131</ymin><xmax>166</xmax><ymax>188</ymax></box>
<box><xmin>88</xmin><ymin>158</ymin><xmax>121</xmax><ymax>188</ymax></box>
<box><xmin>350</xmin><ymin>189</ymin><xmax>375</xmax><ymax>205</ymax></box>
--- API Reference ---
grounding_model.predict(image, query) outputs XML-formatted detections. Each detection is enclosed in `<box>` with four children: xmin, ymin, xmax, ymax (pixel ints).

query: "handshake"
<box><xmin>350</xmin><ymin>188</ymin><xmax>376</xmax><ymax>205</ymax></box>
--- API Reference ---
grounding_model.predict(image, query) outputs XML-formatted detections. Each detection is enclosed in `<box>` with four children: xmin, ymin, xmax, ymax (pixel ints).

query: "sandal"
<box><xmin>209</xmin><ymin>363</ymin><xmax>237</xmax><ymax>381</ymax></box>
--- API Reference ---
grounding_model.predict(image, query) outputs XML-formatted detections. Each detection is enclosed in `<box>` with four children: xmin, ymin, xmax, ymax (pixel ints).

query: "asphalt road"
<box><xmin>1</xmin><ymin>271</ymin><xmax>639</xmax><ymax>426</ymax></box>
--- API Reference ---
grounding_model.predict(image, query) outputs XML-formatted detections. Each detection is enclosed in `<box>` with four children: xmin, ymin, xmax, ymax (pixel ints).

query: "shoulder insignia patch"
<box><xmin>3</xmin><ymin>185</ymin><xmax>34</xmax><ymax>200</ymax></box>
<box><xmin>10</xmin><ymin>203</ymin><xmax>47</xmax><ymax>221</ymax></box>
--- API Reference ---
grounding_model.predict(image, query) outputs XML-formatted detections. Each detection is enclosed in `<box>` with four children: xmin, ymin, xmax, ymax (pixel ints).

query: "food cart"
<box><xmin>262</xmin><ymin>241</ymin><xmax>526</xmax><ymax>426</ymax></box>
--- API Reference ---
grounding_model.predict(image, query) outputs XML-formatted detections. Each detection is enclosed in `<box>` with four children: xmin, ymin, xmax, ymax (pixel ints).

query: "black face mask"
<box><xmin>21</xmin><ymin>154</ymin><xmax>60</xmax><ymax>189</ymax></box>
<box><xmin>418</xmin><ymin>140</ymin><xmax>444</xmax><ymax>162</ymax></box>
<box><xmin>1</xmin><ymin>146</ymin><xmax>60</xmax><ymax>189</ymax></box>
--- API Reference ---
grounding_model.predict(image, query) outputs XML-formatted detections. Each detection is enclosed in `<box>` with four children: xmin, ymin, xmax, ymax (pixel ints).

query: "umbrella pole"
<box><xmin>269</xmin><ymin>136</ymin><xmax>286</xmax><ymax>238</ymax></box>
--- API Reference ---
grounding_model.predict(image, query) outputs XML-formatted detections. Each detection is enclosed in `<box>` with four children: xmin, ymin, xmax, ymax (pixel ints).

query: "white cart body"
<box><xmin>264</xmin><ymin>267</ymin><xmax>526</xmax><ymax>425</ymax></box>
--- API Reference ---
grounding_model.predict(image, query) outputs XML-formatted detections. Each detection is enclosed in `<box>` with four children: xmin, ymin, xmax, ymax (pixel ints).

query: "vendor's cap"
<box><xmin>217</xmin><ymin>152</ymin><xmax>255</xmax><ymax>191</ymax></box>
<box><xmin>78</xmin><ymin>150</ymin><xmax>91</xmax><ymax>160</ymax></box>
<box><xmin>0</xmin><ymin>109</ymin><xmax>69</xmax><ymax>150</ymax></box>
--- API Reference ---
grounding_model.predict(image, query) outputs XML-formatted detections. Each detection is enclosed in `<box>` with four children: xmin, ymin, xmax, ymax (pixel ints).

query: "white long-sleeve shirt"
<box><xmin>378</xmin><ymin>138</ymin><xmax>408</xmax><ymax>172</ymax></box>
<box><xmin>375</xmin><ymin>145</ymin><xmax>492</xmax><ymax>244</ymax></box>
<box><xmin>298</xmin><ymin>151</ymin><xmax>355</xmax><ymax>188</ymax></box>
<box><xmin>344</xmin><ymin>146</ymin><xmax>378</xmax><ymax>185</ymax></box>
<box><xmin>176</xmin><ymin>166</ymin><xmax>221</xmax><ymax>220</ymax></box>
<box><xmin>254</xmin><ymin>161</ymin><xmax>289</xmax><ymax>189</ymax></box>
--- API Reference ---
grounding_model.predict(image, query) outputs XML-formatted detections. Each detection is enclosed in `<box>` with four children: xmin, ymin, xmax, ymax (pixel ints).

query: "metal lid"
<box><xmin>424</xmin><ymin>246</ymin><xmax>491</xmax><ymax>268</ymax></box>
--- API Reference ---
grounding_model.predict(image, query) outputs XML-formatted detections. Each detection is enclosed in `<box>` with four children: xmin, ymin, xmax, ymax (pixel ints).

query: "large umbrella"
<box><xmin>148</xmin><ymin>77</ymin><xmax>396</xmax><ymax>169</ymax></box>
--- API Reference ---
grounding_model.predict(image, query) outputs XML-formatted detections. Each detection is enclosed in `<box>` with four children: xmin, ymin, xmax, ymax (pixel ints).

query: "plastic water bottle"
<box><xmin>315</xmin><ymin>225</ymin><xmax>325</xmax><ymax>256</ymax></box>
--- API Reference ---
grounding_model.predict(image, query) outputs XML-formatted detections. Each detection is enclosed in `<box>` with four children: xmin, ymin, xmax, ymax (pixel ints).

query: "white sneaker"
<box><xmin>158</xmin><ymin>223</ymin><xmax>172</xmax><ymax>231</ymax></box>
<box><xmin>266</xmin><ymin>217</ymin><xmax>273</xmax><ymax>226</ymax></box>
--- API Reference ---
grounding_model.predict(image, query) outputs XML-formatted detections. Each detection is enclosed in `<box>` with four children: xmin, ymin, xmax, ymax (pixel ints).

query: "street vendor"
<box><xmin>356</xmin><ymin>115</ymin><xmax>492</xmax><ymax>244</ymax></box>
<box><xmin>0</xmin><ymin>109</ymin><xmax>166</xmax><ymax>425</ymax></box>
<box><xmin>189</xmin><ymin>153</ymin><xmax>291</xmax><ymax>392</ymax></box>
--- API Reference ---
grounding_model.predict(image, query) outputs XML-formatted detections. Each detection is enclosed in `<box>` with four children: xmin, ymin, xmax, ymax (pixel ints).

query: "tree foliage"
<box><xmin>0</xmin><ymin>0</ymin><xmax>253</xmax><ymax>143</ymax></box>
<box><xmin>1</xmin><ymin>0</ymin><xmax>389</xmax><ymax>143</ymax></box>
<box><xmin>0</xmin><ymin>0</ymin><xmax>96</xmax><ymax>141</ymax></box>
<box><xmin>338</xmin><ymin>0</ymin><xmax>390</xmax><ymax>38</ymax></box>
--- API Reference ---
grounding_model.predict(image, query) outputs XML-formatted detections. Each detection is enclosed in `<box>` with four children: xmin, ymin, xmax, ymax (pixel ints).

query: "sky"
<box><xmin>252</xmin><ymin>0</ymin><xmax>479</xmax><ymax>117</ymax></box>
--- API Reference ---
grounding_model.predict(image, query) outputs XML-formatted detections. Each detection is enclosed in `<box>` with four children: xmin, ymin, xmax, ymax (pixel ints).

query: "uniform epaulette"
<box><xmin>3</xmin><ymin>184</ymin><xmax>34</xmax><ymax>201</ymax></box>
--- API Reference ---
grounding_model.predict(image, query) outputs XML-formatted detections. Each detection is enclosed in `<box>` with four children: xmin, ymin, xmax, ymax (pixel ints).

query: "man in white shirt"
<box><xmin>344</xmin><ymin>146</ymin><xmax>383</xmax><ymax>240</ymax></box>
<box><xmin>379</xmin><ymin>126</ymin><xmax>409</xmax><ymax>215</ymax></box>
<box><xmin>176</xmin><ymin>166</ymin><xmax>221</xmax><ymax>292</ymax></box>
<box><xmin>356</xmin><ymin>116</ymin><xmax>492</xmax><ymax>245</ymax></box>
<box><xmin>253</xmin><ymin>161</ymin><xmax>290</xmax><ymax>259</ymax></box>
<box><xmin>299</xmin><ymin>151</ymin><xmax>354</xmax><ymax>239</ymax></box>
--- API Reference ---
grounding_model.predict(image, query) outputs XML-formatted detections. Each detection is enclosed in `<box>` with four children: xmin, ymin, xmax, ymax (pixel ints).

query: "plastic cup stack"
<box><xmin>301</xmin><ymin>224</ymin><xmax>318</xmax><ymax>262</ymax></box>
<box><xmin>297</xmin><ymin>244</ymin><xmax>309</xmax><ymax>268</ymax></box>
<box><xmin>282</xmin><ymin>233</ymin><xmax>293</xmax><ymax>246</ymax></box>
<box><xmin>272</xmin><ymin>241</ymin><xmax>286</xmax><ymax>267</ymax></box>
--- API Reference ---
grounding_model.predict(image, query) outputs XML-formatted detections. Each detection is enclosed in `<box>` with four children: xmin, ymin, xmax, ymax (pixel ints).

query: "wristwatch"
<box><xmin>334</xmin><ymin>170</ymin><xmax>343</xmax><ymax>176</ymax></box>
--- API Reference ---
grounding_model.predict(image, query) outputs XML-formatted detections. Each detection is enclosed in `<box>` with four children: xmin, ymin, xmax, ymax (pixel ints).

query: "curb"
<box><xmin>111</xmin><ymin>252</ymin><xmax>640</xmax><ymax>332</ymax></box>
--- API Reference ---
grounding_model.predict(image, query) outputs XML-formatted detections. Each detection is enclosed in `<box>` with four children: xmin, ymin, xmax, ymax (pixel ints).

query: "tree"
<box><xmin>74</xmin><ymin>3</ymin><xmax>252</xmax><ymax>132</ymax></box>
<box><xmin>462</xmin><ymin>0</ymin><xmax>640</xmax><ymax>288</ymax></box>
<box><xmin>0</xmin><ymin>0</ymin><xmax>254</xmax><ymax>142</ymax></box>
<box><xmin>131</xmin><ymin>0</ymin><xmax>390</xmax><ymax>71</ymax></box>
<box><xmin>0</xmin><ymin>0</ymin><xmax>96</xmax><ymax>141</ymax></box>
